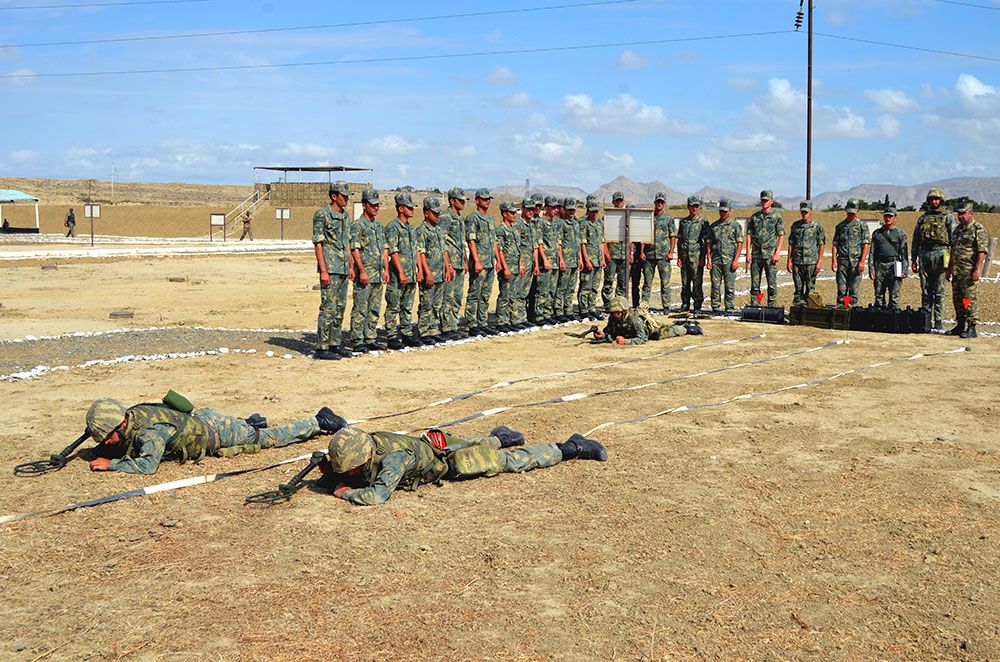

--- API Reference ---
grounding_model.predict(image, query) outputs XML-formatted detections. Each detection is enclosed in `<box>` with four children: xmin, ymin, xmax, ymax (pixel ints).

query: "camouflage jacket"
<box><xmin>496</xmin><ymin>222</ymin><xmax>521</xmax><ymax>273</ymax></box>
<box><xmin>513</xmin><ymin>218</ymin><xmax>534</xmax><ymax>270</ymax></box>
<box><xmin>416</xmin><ymin>221</ymin><xmax>449</xmax><ymax>282</ymax></box>
<box><xmin>540</xmin><ymin>215</ymin><xmax>561</xmax><ymax>264</ymax></box>
<box><xmin>602</xmin><ymin>311</ymin><xmax>649</xmax><ymax>345</ymax></box>
<box><xmin>832</xmin><ymin>217</ymin><xmax>870</xmax><ymax>261</ymax></box>
<box><xmin>647</xmin><ymin>212</ymin><xmax>677</xmax><ymax>260</ymax></box>
<box><xmin>385</xmin><ymin>218</ymin><xmax>418</xmax><ymax>282</ymax></box>
<box><xmin>677</xmin><ymin>215</ymin><xmax>710</xmax><ymax>260</ymax></box>
<box><xmin>913</xmin><ymin>209</ymin><xmax>956</xmax><ymax>253</ymax></box>
<box><xmin>440</xmin><ymin>208</ymin><xmax>467</xmax><ymax>268</ymax></box>
<box><xmin>709</xmin><ymin>219</ymin><xmax>742</xmax><ymax>260</ymax></box>
<box><xmin>351</xmin><ymin>215</ymin><xmax>388</xmax><ymax>284</ymax></box>
<box><xmin>312</xmin><ymin>204</ymin><xmax>352</xmax><ymax>275</ymax></box>
<box><xmin>788</xmin><ymin>220</ymin><xmax>826</xmax><ymax>265</ymax></box>
<box><xmin>868</xmin><ymin>226</ymin><xmax>909</xmax><ymax>269</ymax></box>
<box><xmin>465</xmin><ymin>211</ymin><xmax>497</xmax><ymax>269</ymax></box>
<box><xmin>950</xmin><ymin>221</ymin><xmax>989</xmax><ymax>273</ymax></box>
<box><xmin>746</xmin><ymin>209</ymin><xmax>785</xmax><ymax>256</ymax></box>
<box><xmin>581</xmin><ymin>216</ymin><xmax>605</xmax><ymax>264</ymax></box>
<box><xmin>341</xmin><ymin>432</ymin><xmax>447</xmax><ymax>506</ymax></box>
<box><xmin>559</xmin><ymin>216</ymin><xmax>582</xmax><ymax>268</ymax></box>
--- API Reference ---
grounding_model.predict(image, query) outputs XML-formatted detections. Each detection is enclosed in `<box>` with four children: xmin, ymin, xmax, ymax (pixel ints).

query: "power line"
<box><xmin>816</xmin><ymin>32</ymin><xmax>1000</xmax><ymax>63</ymax></box>
<box><xmin>0</xmin><ymin>0</ymin><xmax>207</xmax><ymax>10</ymax></box>
<box><xmin>0</xmin><ymin>30</ymin><xmax>796</xmax><ymax>79</ymax></box>
<box><xmin>2</xmin><ymin>0</ymin><xmax>639</xmax><ymax>49</ymax></box>
<box><xmin>927</xmin><ymin>0</ymin><xmax>1000</xmax><ymax>10</ymax></box>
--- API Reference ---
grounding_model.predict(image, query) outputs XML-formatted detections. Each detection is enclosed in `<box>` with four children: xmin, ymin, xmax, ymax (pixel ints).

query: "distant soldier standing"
<box><xmin>601</xmin><ymin>191</ymin><xmax>628</xmax><ymax>309</ymax></box>
<box><xmin>465</xmin><ymin>189</ymin><xmax>500</xmax><ymax>335</ymax></box>
<box><xmin>239</xmin><ymin>211</ymin><xmax>254</xmax><ymax>241</ymax></box>
<box><xmin>746</xmin><ymin>189</ymin><xmax>785</xmax><ymax>307</ymax></box>
<box><xmin>556</xmin><ymin>198</ymin><xmax>582</xmax><ymax>321</ymax></box>
<box><xmin>494</xmin><ymin>201</ymin><xmax>521</xmax><ymax>332</ymax></box>
<box><xmin>578</xmin><ymin>200</ymin><xmax>607</xmax><ymax>320</ymax></box>
<box><xmin>641</xmin><ymin>192</ymin><xmax>677</xmax><ymax>312</ymax></box>
<box><xmin>867</xmin><ymin>206</ymin><xmax>909</xmax><ymax>309</ymax></box>
<box><xmin>787</xmin><ymin>200</ymin><xmax>826</xmax><ymax>307</ymax></box>
<box><xmin>536</xmin><ymin>196</ymin><xmax>562</xmax><ymax>323</ymax></box>
<box><xmin>831</xmin><ymin>198</ymin><xmax>870</xmax><ymax>306</ymax></box>
<box><xmin>946</xmin><ymin>202</ymin><xmax>988</xmax><ymax>338</ymax></box>
<box><xmin>527</xmin><ymin>196</ymin><xmax>548</xmax><ymax>324</ymax></box>
<box><xmin>912</xmin><ymin>188</ymin><xmax>956</xmax><ymax>331</ymax></box>
<box><xmin>312</xmin><ymin>182</ymin><xmax>354</xmax><ymax>360</ymax></box>
<box><xmin>676</xmin><ymin>195</ymin><xmax>710</xmax><ymax>312</ymax></box>
<box><xmin>707</xmin><ymin>198</ymin><xmax>743</xmax><ymax>312</ymax></box>
<box><xmin>512</xmin><ymin>198</ymin><xmax>535</xmax><ymax>327</ymax></box>
<box><xmin>65</xmin><ymin>207</ymin><xmax>76</xmax><ymax>238</ymax></box>
<box><xmin>415</xmin><ymin>196</ymin><xmax>454</xmax><ymax>343</ymax></box>
<box><xmin>350</xmin><ymin>189</ymin><xmax>389</xmax><ymax>352</ymax></box>
<box><xmin>440</xmin><ymin>188</ymin><xmax>468</xmax><ymax>339</ymax></box>
<box><xmin>384</xmin><ymin>193</ymin><xmax>420</xmax><ymax>349</ymax></box>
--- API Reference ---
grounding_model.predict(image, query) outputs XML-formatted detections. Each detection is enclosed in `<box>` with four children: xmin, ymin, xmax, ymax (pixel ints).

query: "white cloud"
<box><xmin>513</xmin><ymin>129</ymin><xmax>585</xmax><ymax>163</ymax></box>
<box><xmin>726</xmin><ymin>77</ymin><xmax>757</xmax><ymax>91</ymax></box>
<box><xmin>526</xmin><ymin>112</ymin><xmax>547</xmax><ymax>127</ymax></box>
<box><xmin>755</xmin><ymin>78</ymin><xmax>806</xmax><ymax>114</ymax></box>
<box><xmin>954</xmin><ymin>74</ymin><xmax>998</xmax><ymax>115</ymax></box>
<box><xmin>502</xmin><ymin>91</ymin><xmax>533</xmax><ymax>108</ymax></box>
<box><xmin>717</xmin><ymin>133</ymin><xmax>786</xmax><ymax>153</ymax></box>
<box><xmin>560</xmin><ymin>93</ymin><xmax>704</xmax><ymax>136</ymax></box>
<box><xmin>616</xmin><ymin>49</ymin><xmax>650</xmax><ymax>70</ymax></box>
<box><xmin>485</xmin><ymin>66</ymin><xmax>516</xmax><ymax>85</ymax></box>
<box><xmin>603</xmin><ymin>151</ymin><xmax>635</xmax><ymax>169</ymax></box>
<box><xmin>363</xmin><ymin>135</ymin><xmax>427</xmax><ymax>157</ymax></box>
<box><xmin>864</xmin><ymin>88</ymin><xmax>918</xmax><ymax>113</ymax></box>
<box><xmin>64</xmin><ymin>146</ymin><xmax>113</xmax><ymax>170</ymax></box>
<box><xmin>8</xmin><ymin>149</ymin><xmax>37</xmax><ymax>164</ymax></box>
<box><xmin>4</xmin><ymin>68</ymin><xmax>35</xmax><ymax>86</ymax></box>
<box><xmin>275</xmin><ymin>143</ymin><xmax>336</xmax><ymax>161</ymax></box>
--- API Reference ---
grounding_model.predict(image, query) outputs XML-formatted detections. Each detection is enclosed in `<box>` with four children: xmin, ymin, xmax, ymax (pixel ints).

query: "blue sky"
<box><xmin>1</xmin><ymin>0</ymin><xmax>998</xmax><ymax>196</ymax></box>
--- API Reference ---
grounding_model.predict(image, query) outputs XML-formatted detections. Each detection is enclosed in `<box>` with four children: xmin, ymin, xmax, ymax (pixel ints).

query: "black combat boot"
<box><xmin>960</xmin><ymin>323</ymin><xmax>977</xmax><ymax>339</ymax></box>
<box><xmin>387</xmin><ymin>337</ymin><xmax>405</xmax><ymax>350</ymax></box>
<box><xmin>490</xmin><ymin>425</ymin><xmax>525</xmax><ymax>448</ymax></box>
<box><xmin>945</xmin><ymin>318</ymin><xmax>965</xmax><ymax>336</ymax></box>
<box><xmin>314</xmin><ymin>349</ymin><xmax>340</xmax><ymax>361</ymax></box>
<box><xmin>556</xmin><ymin>434</ymin><xmax>608</xmax><ymax>461</ymax></box>
<box><xmin>315</xmin><ymin>407</ymin><xmax>347</xmax><ymax>434</ymax></box>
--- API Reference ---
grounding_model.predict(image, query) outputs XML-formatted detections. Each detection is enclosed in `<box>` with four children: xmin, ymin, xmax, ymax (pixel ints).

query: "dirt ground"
<box><xmin>1</xmin><ymin>243</ymin><xmax>998</xmax><ymax>660</ymax></box>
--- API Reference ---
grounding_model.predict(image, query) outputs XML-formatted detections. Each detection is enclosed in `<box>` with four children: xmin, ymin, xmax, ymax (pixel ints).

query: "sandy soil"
<box><xmin>0</xmin><ymin>243</ymin><xmax>998</xmax><ymax>660</ymax></box>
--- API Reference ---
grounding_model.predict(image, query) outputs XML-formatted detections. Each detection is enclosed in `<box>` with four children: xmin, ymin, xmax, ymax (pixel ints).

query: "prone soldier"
<box><xmin>946</xmin><ymin>202</ymin><xmax>989</xmax><ymax>338</ymax></box>
<box><xmin>415</xmin><ymin>196</ymin><xmax>454</xmax><ymax>343</ymax></box>
<box><xmin>676</xmin><ymin>195</ymin><xmax>710</xmax><ymax>312</ymax></box>
<box><xmin>912</xmin><ymin>188</ymin><xmax>956</xmax><ymax>331</ymax></box>
<box><xmin>831</xmin><ymin>198</ymin><xmax>870</xmax><ymax>306</ymax></box>
<box><xmin>787</xmin><ymin>200</ymin><xmax>826</xmax><ymax>307</ymax></box>
<box><xmin>707</xmin><ymin>198</ymin><xmax>744</xmax><ymax>312</ymax></box>
<box><xmin>746</xmin><ymin>189</ymin><xmax>786</xmax><ymax>307</ymax></box>
<box><xmin>868</xmin><ymin>205</ymin><xmax>909</xmax><ymax>309</ymax></box>
<box><xmin>350</xmin><ymin>189</ymin><xmax>390</xmax><ymax>352</ymax></box>
<box><xmin>313</xmin><ymin>182</ymin><xmax>354</xmax><ymax>360</ymax></box>
<box><xmin>592</xmin><ymin>296</ymin><xmax>691</xmax><ymax>346</ymax></box>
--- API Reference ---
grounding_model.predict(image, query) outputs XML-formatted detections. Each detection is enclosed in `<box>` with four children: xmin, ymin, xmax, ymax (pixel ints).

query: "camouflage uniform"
<box><xmin>788</xmin><ymin>220</ymin><xmax>826</xmax><ymax>307</ymax></box>
<box><xmin>416</xmin><ymin>219</ymin><xmax>449</xmax><ymax>337</ymax></box>
<box><xmin>578</xmin><ymin>213</ymin><xmax>605</xmax><ymax>316</ymax></box>
<box><xmin>464</xmin><ymin>209</ymin><xmax>497</xmax><ymax>329</ymax></box>
<box><xmin>350</xmin><ymin>215</ymin><xmax>387</xmax><ymax>345</ymax></box>
<box><xmin>601</xmin><ymin>239</ymin><xmax>628</xmax><ymax>308</ymax></box>
<box><xmin>642</xmin><ymin>212</ymin><xmax>676</xmax><ymax>310</ymax></box>
<box><xmin>495</xmin><ymin>218</ymin><xmax>521</xmax><ymax>326</ymax></box>
<box><xmin>384</xmin><ymin>217</ymin><xmax>418</xmax><ymax>340</ymax></box>
<box><xmin>337</xmin><ymin>431</ymin><xmax>563</xmax><ymax>506</ymax></box>
<box><xmin>677</xmin><ymin>213</ymin><xmax>710</xmax><ymax>310</ymax></box>
<box><xmin>950</xmin><ymin>219</ymin><xmax>989</xmax><ymax>325</ymax></box>
<box><xmin>912</xmin><ymin>208</ymin><xmax>956</xmax><ymax>325</ymax></box>
<box><xmin>868</xmin><ymin>224</ymin><xmax>909</xmax><ymax>308</ymax></box>
<box><xmin>108</xmin><ymin>405</ymin><xmax>320</xmax><ymax>475</ymax></box>
<box><xmin>537</xmin><ymin>213</ymin><xmax>561</xmax><ymax>319</ymax></box>
<box><xmin>833</xmin><ymin>216</ymin><xmax>870</xmax><ymax>306</ymax></box>
<box><xmin>746</xmin><ymin>208</ymin><xmax>785</xmax><ymax>307</ymax></box>
<box><xmin>512</xmin><ymin>211</ymin><xmax>534</xmax><ymax>324</ymax></box>
<box><xmin>313</xmin><ymin>204</ymin><xmax>352</xmax><ymax>351</ymax></box>
<box><xmin>709</xmin><ymin>217</ymin><xmax>743</xmax><ymax>311</ymax></box>
<box><xmin>556</xmin><ymin>212</ymin><xmax>582</xmax><ymax>316</ymax></box>
<box><xmin>440</xmin><ymin>206</ymin><xmax>466</xmax><ymax>332</ymax></box>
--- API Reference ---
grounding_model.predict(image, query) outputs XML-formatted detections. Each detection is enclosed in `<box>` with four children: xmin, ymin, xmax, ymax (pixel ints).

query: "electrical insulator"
<box><xmin>794</xmin><ymin>9</ymin><xmax>804</xmax><ymax>30</ymax></box>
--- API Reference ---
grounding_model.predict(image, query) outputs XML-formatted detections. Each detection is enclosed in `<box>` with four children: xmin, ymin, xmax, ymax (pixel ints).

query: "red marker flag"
<box><xmin>963</xmin><ymin>298</ymin><xmax>972</xmax><ymax>309</ymax></box>
<box><xmin>756</xmin><ymin>292</ymin><xmax>764</xmax><ymax>304</ymax></box>
<box><xmin>843</xmin><ymin>296</ymin><xmax>852</xmax><ymax>307</ymax></box>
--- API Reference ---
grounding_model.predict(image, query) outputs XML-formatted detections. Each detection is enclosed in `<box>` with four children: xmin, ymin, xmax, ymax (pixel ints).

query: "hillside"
<box><xmin>0</xmin><ymin>177</ymin><xmax>254</xmax><ymax>207</ymax></box>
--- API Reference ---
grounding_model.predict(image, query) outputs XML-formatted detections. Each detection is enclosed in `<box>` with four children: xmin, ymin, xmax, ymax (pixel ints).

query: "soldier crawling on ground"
<box><xmin>592</xmin><ymin>296</ymin><xmax>699</xmax><ymax>345</ymax></box>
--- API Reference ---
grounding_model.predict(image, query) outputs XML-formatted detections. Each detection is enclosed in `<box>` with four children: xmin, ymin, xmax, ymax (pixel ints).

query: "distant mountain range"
<box><xmin>489</xmin><ymin>175</ymin><xmax>1000</xmax><ymax>209</ymax></box>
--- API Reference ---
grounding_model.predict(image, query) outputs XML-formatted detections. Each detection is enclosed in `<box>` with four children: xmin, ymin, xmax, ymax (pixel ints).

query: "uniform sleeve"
<box><xmin>107</xmin><ymin>424</ymin><xmax>172</xmax><ymax>475</ymax></box>
<box><xmin>817</xmin><ymin>226</ymin><xmax>827</xmax><ymax>246</ymax></box>
<box><xmin>350</xmin><ymin>221</ymin><xmax>363</xmax><ymax>250</ymax></box>
<box><xmin>415</xmin><ymin>226</ymin><xmax>427</xmax><ymax>255</ymax></box>
<box><xmin>385</xmin><ymin>223</ymin><xmax>400</xmax><ymax>255</ymax></box>
<box><xmin>775</xmin><ymin>215</ymin><xmax>785</xmax><ymax>236</ymax></box>
<box><xmin>975</xmin><ymin>225</ymin><xmax>990</xmax><ymax>253</ymax></box>
<box><xmin>668</xmin><ymin>217</ymin><xmax>677</xmax><ymax>239</ymax></box>
<box><xmin>312</xmin><ymin>210</ymin><xmax>325</xmax><ymax>244</ymax></box>
<box><xmin>861</xmin><ymin>224</ymin><xmax>870</xmax><ymax>245</ymax></box>
<box><xmin>342</xmin><ymin>450</ymin><xmax>415</xmax><ymax>506</ymax></box>
<box><xmin>900</xmin><ymin>233</ymin><xmax>909</xmax><ymax>271</ymax></box>
<box><xmin>466</xmin><ymin>215</ymin><xmax>478</xmax><ymax>242</ymax></box>
<box><xmin>911</xmin><ymin>218</ymin><xmax>922</xmax><ymax>254</ymax></box>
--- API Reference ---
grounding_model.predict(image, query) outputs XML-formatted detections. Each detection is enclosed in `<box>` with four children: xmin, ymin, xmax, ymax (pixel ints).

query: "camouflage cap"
<box><xmin>544</xmin><ymin>195</ymin><xmax>561</xmax><ymax>207</ymax></box>
<box><xmin>362</xmin><ymin>189</ymin><xmax>380</xmax><ymax>204</ymax></box>
<box><xmin>759</xmin><ymin>189</ymin><xmax>774</xmax><ymax>200</ymax></box>
<box><xmin>475</xmin><ymin>188</ymin><xmax>493</xmax><ymax>200</ymax></box>
<box><xmin>883</xmin><ymin>206</ymin><xmax>897</xmax><ymax>217</ymax></box>
<box><xmin>654</xmin><ymin>192</ymin><xmax>667</xmax><ymax>203</ymax></box>
<box><xmin>328</xmin><ymin>181</ymin><xmax>350</xmax><ymax>197</ymax></box>
<box><xmin>585</xmin><ymin>194</ymin><xmax>598</xmax><ymax>203</ymax></box>
<box><xmin>86</xmin><ymin>398</ymin><xmax>127</xmax><ymax>443</ymax></box>
<box><xmin>530</xmin><ymin>193</ymin><xmax>544</xmax><ymax>206</ymax></box>
<box><xmin>394</xmin><ymin>192</ymin><xmax>415</xmax><ymax>208</ymax></box>
<box><xmin>955</xmin><ymin>201</ymin><xmax>973</xmax><ymax>213</ymax></box>
<box><xmin>447</xmin><ymin>187</ymin><xmax>467</xmax><ymax>201</ymax></box>
<box><xmin>718</xmin><ymin>198</ymin><xmax>731</xmax><ymax>211</ymax></box>
<box><xmin>845</xmin><ymin>198</ymin><xmax>859</xmax><ymax>213</ymax></box>
<box><xmin>423</xmin><ymin>196</ymin><xmax>443</xmax><ymax>214</ymax></box>
<box><xmin>563</xmin><ymin>197</ymin><xmax>577</xmax><ymax>208</ymax></box>
<box><xmin>687</xmin><ymin>195</ymin><xmax>702</xmax><ymax>207</ymax></box>
<box><xmin>800</xmin><ymin>200</ymin><xmax>813</xmax><ymax>211</ymax></box>
<box><xmin>612</xmin><ymin>191</ymin><xmax>625</xmax><ymax>202</ymax></box>
<box><xmin>327</xmin><ymin>427</ymin><xmax>375</xmax><ymax>473</ymax></box>
<box><xmin>609</xmin><ymin>296</ymin><xmax>629</xmax><ymax>313</ymax></box>
<box><xmin>521</xmin><ymin>198</ymin><xmax>534</xmax><ymax>209</ymax></box>
<box><xmin>926</xmin><ymin>187</ymin><xmax>945</xmax><ymax>200</ymax></box>
<box><xmin>586</xmin><ymin>201</ymin><xmax>600</xmax><ymax>212</ymax></box>
<box><xmin>499</xmin><ymin>201</ymin><xmax>517</xmax><ymax>213</ymax></box>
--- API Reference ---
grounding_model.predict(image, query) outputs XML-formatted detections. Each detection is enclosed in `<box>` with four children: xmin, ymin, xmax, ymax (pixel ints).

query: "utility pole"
<box><xmin>796</xmin><ymin>1</ymin><xmax>814</xmax><ymax>200</ymax></box>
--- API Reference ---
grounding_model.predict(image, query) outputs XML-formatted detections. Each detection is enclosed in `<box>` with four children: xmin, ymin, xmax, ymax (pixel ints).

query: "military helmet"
<box><xmin>86</xmin><ymin>398</ymin><xmax>127</xmax><ymax>443</ymax></box>
<box><xmin>609</xmin><ymin>296</ymin><xmax>629</xmax><ymax>313</ymax></box>
<box><xmin>926</xmin><ymin>187</ymin><xmax>945</xmax><ymax>200</ymax></box>
<box><xmin>327</xmin><ymin>427</ymin><xmax>375</xmax><ymax>473</ymax></box>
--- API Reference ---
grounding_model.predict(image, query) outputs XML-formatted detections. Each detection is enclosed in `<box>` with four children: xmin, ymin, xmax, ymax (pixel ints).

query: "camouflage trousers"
<box><xmin>536</xmin><ymin>268</ymin><xmax>557</xmax><ymax>319</ymax></box>
<box><xmin>441</xmin><ymin>431</ymin><xmax>563</xmax><ymax>474</ymax></box>
<box><xmin>710</xmin><ymin>256</ymin><xmax>738</xmax><ymax>311</ymax></box>
<box><xmin>872</xmin><ymin>261</ymin><xmax>902</xmax><ymax>309</ymax></box>
<box><xmin>350</xmin><ymin>282</ymin><xmax>383</xmax><ymax>343</ymax></box>
<box><xmin>316</xmin><ymin>273</ymin><xmax>349</xmax><ymax>350</ymax></box>
<box><xmin>194</xmin><ymin>407</ymin><xmax>320</xmax><ymax>451</ymax></box>
<box><xmin>495</xmin><ymin>272</ymin><xmax>518</xmax><ymax>325</ymax></box>
<box><xmin>952</xmin><ymin>275</ymin><xmax>979</xmax><ymax>324</ymax></box>
<box><xmin>465</xmin><ymin>267</ymin><xmax>494</xmax><ymax>328</ymax></box>
<box><xmin>66</xmin><ymin>222</ymin><xmax>76</xmax><ymax>238</ymax></box>
<box><xmin>601</xmin><ymin>258</ymin><xmax>627</xmax><ymax>309</ymax></box>
<box><xmin>836</xmin><ymin>258</ymin><xmax>864</xmax><ymax>306</ymax></box>
<box><xmin>918</xmin><ymin>248</ymin><xmax>948</xmax><ymax>324</ymax></box>
<box><xmin>577</xmin><ymin>265</ymin><xmax>602</xmax><ymax>314</ymax></box>
<box><xmin>513</xmin><ymin>270</ymin><xmax>530</xmax><ymax>324</ymax></box>
<box><xmin>239</xmin><ymin>226</ymin><xmax>253</xmax><ymax>241</ymax></box>
<box><xmin>556</xmin><ymin>266</ymin><xmax>579</xmax><ymax>316</ymax></box>
<box><xmin>417</xmin><ymin>280</ymin><xmax>445</xmax><ymax>337</ymax></box>
<box><xmin>750</xmin><ymin>254</ymin><xmax>779</xmax><ymax>307</ymax></box>
<box><xmin>443</xmin><ymin>269</ymin><xmax>465</xmax><ymax>332</ymax></box>
<box><xmin>679</xmin><ymin>258</ymin><xmax>705</xmax><ymax>310</ymax></box>
<box><xmin>791</xmin><ymin>263</ymin><xmax>818</xmax><ymax>308</ymax></box>
<box><xmin>641</xmin><ymin>258</ymin><xmax>672</xmax><ymax>310</ymax></box>
<box><xmin>385</xmin><ymin>278</ymin><xmax>416</xmax><ymax>338</ymax></box>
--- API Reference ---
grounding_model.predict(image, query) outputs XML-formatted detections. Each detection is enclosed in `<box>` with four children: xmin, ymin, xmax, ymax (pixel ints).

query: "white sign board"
<box><xmin>603</xmin><ymin>208</ymin><xmax>627</xmax><ymax>243</ymax></box>
<box><xmin>628</xmin><ymin>209</ymin><xmax>654</xmax><ymax>243</ymax></box>
<box><xmin>210</xmin><ymin>213</ymin><xmax>226</xmax><ymax>227</ymax></box>
<box><xmin>84</xmin><ymin>204</ymin><xmax>101</xmax><ymax>219</ymax></box>
<box><xmin>275</xmin><ymin>207</ymin><xmax>291</xmax><ymax>220</ymax></box>
<box><xmin>353</xmin><ymin>202</ymin><xmax>364</xmax><ymax>221</ymax></box>
<box><xmin>864</xmin><ymin>219</ymin><xmax>882</xmax><ymax>237</ymax></box>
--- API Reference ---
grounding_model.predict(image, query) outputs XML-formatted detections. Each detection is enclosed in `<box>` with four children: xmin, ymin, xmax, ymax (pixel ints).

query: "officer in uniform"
<box><xmin>350</xmin><ymin>189</ymin><xmax>389</xmax><ymax>352</ymax></box>
<box><xmin>787</xmin><ymin>200</ymin><xmax>826</xmax><ymax>307</ymax></box>
<box><xmin>676</xmin><ymin>195</ymin><xmax>710</xmax><ymax>312</ymax></box>
<box><xmin>556</xmin><ymin>197</ymin><xmax>582</xmax><ymax>321</ymax></box>
<box><xmin>65</xmin><ymin>208</ymin><xmax>76</xmax><ymax>238</ymax></box>
<box><xmin>707</xmin><ymin>198</ymin><xmax>744</xmax><ymax>312</ymax></box>
<box><xmin>85</xmin><ymin>398</ymin><xmax>346</xmax><ymax>475</ymax></box>
<box><xmin>601</xmin><ymin>191</ymin><xmax>628</xmax><ymax>309</ymax></box>
<box><xmin>831</xmin><ymin>198</ymin><xmax>870</xmax><ymax>307</ymax></box>
<box><xmin>320</xmin><ymin>425</ymin><xmax>608</xmax><ymax>506</ymax></box>
<box><xmin>578</xmin><ymin>199</ymin><xmax>607</xmax><ymax>320</ymax></box>
<box><xmin>868</xmin><ymin>206</ymin><xmax>909</xmax><ymax>309</ymax></box>
<box><xmin>495</xmin><ymin>201</ymin><xmax>521</xmax><ymax>332</ymax></box>
<box><xmin>536</xmin><ymin>196</ymin><xmax>562</xmax><ymax>323</ymax></box>
<box><xmin>312</xmin><ymin>182</ymin><xmax>354</xmax><ymax>360</ymax></box>
<box><xmin>384</xmin><ymin>192</ymin><xmax>420</xmax><ymax>350</ymax></box>
<box><xmin>415</xmin><ymin>196</ymin><xmax>454</xmax><ymax>343</ymax></box>
<box><xmin>512</xmin><ymin>198</ymin><xmax>536</xmax><ymax>328</ymax></box>
<box><xmin>440</xmin><ymin>188</ymin><xmax>468</xmax><ymax>339</ymax></box>
<box><xmin>641</xmin><ymin>192</ymin><xmax>677</xmax><ymax>312</ymax></box>
<box><xmin>946</xmin><ymin>202</ymin><xmax>989</xmax><ymax>338</ymax></box>
<box><xmin>464</xmin><ymin>188</ymin><xmax>499</xmax><ymax>335</ymax></box>
<box><xmin>746</xmin><ymin>189</ymin><xmax>786</xmax><ymax>307</ymax></box>
<box><xmin>912</xmin><ymin>188</ymin><xmax>956</xmax><ymax>331</ymax></box>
